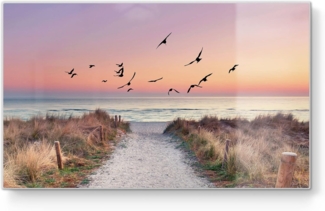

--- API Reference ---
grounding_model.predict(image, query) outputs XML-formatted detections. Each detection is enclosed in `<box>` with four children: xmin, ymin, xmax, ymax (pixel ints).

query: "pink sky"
<box><xmin>3</xmin><ymin>3</ymin><xmax>310</xmax><ymax>98</ymax></box>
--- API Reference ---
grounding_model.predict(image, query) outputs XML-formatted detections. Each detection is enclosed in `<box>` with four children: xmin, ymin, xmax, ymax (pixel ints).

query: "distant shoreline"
<box><xmin>3</xmin><ymin>97</ymin><xmax>310</xmax><ymax>122</ymax></box>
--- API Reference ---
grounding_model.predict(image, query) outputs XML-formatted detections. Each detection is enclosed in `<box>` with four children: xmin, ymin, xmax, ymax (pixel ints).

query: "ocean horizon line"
<box><xmin>3</xmin><ymin>97</ymin><xmax>310</xmax><ymax>122</ymax></box>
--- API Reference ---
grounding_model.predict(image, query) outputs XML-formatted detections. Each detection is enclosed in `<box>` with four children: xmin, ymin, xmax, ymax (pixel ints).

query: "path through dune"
<box><xmin>79</xmin><ymin>122</ymin><xmax>214</xmax><ymax>189</ymax></box>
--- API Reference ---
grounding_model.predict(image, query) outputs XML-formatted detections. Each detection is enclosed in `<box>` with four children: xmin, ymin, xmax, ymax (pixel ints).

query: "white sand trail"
<box><xmin>79</xmin><ymin>122</ymin><xmax>214</xmax><ymax>189</ymax></box>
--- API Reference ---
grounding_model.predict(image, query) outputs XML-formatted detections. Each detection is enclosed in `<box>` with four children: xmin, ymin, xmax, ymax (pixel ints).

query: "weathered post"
<box><xmin>54</xmin><ymin>141</ymin><xmax>63</xmax><ymax>170</ymax></box>
<box><xmin>101</xmin><ymin>127</ymin><xmax>107</xmax><ymax>145</ymax></box>
<box><xmin>222</xmin><ymin>139</ymin><xmax>231</xmax><ymax>169</ymax></box>
<box><xmin>275</xmin><ymin>152</ymin><xmax>297</xmax><ymax>188</ymax></box>
<box><xmin>119</xmin><ymin>115</ymin><xmax>121</xmax><ymax>123</ymax></box>
<box><xmin>198</xmin><ymin>126</ymin><xmax>201</xmax><ymax>134</ymax></box>
<box><xmin>114</xmin><ymin>115</ymin><xmax>118</xmax><ymax>128</ymax></box>
<box><xmin>103</xmin><ymin>129</ymin><xmax>107</xmax><ymax>143</ymax></box>
<box><xmin>99</xmin><ymin>125</ymin><xmax>104</xmax><ymax>142</ymax></box>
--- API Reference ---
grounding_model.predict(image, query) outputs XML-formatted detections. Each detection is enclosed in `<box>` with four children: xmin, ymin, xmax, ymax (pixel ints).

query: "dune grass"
<box><xmin>164</xmin><ymin>113</ymin><xmax>309</xmax><ymax>188</ymax></box>
<box><xmin>3</xmin><ymin>109</ymin><xmax>130</xmax><ymax>188</ymax></box>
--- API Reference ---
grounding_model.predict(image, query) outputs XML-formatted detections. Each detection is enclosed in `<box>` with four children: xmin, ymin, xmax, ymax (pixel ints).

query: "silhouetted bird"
<box><xmin>118</xmin><ymin>72</ymin><xmax>136</xmax><ymax>89</ymax></box>
<box><xmin>148</xmin><ymin>77</ymin><xmax>163</xmax><ymax>82</ymax></box>
<box><xmin>187</xmin><ymin>84</ymin><xmax>202</xmax><ymax>93</ymax></box>
<box><xmin>71</xmin><ymin>73</ymin><xmax>77</xmax><ymax>78</ymax></box>
<box><xmin>229</xmin><ymin>64</ymin><xmax>238</xmax><ymax>73</ymax></box>
<box><xmin>157</xmin><ymin>32</ymin><xmax>172</xmax><ymax>49</ymax></box>
<box><xmin>198</xmin><ymin>73</ymin><xmax>213</xmax><ymax>85</ymax></box>
<box><xmin>114</xmin><ymin>67</ymin><xmax>124</xmax><ymax>77</ymax></box>
<box><xmin>168</xmin><ymin>88</ymin><xmax>179</xmax><ymax>95</ymax></box>
<box><xmin>185</xmin><ymin>48</ymin><xmax>203</xmax><ymax>66</ymax></box>
<box><xmin>102</xmin><ymin>80</ymin><xmax>107</xmax><ymax>82</ymax></box>
<box><xmin>89</xmin><ymin>65</ymin><xmax>95</xmax><ymax>68</ymax></box>
<box><xmin>115</xmin><ymin>67</ymin><xmax>124</xmax><ymax>74</ymax></box>
<box><xmin>114</xmin><ymin>73</ymin><xmax>124</xmax><ymax>77</ymax></box>
<box><xmin>65</xmin><ymin>68</ymin><xmax>74</xmax><ymax>74</ymax></box>
<box><xmin>127</xmin><ymin>88</ymin><xmax>133</xmax><ymax>92</ymax></box>
<box><xmin>116</xmin><ymin>63</ymin><xmax>123</xmax><ymax>67</ymax></box>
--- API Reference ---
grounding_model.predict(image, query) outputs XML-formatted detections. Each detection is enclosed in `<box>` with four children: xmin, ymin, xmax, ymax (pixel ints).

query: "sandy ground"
<box><xmin>79</xmin><ymin>122</ymin><xmax>214</xmax><ymax>189</ymax></box>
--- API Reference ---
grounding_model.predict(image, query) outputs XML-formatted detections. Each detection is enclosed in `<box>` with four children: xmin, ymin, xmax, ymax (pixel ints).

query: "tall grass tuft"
<box><xmin>6</xmin><ymin>141</ymin><xmax>58</xmax><ymax>183</ymax></box>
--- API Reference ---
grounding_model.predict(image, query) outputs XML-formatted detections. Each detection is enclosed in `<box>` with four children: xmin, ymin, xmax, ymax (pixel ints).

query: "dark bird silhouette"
<box><xmin>71</xmin><ymin>73</ymin><xmax>77</xmax><ymax>78</ymax></box>
<box><xmin>229</xmin><ymin>64</ymin><xmax>238</xmax><ymax>73</ymax></box>
<box><xmin>168</xmin><ymin>88</ymin><xmax>180</xmax><ymax>95</ymax></box>
<box><xmin>184</xmin><ymin>48</ymin><xmax>203</xmax><ymax>66</ymax></box>
<box><xmin>187</xmin><ymin>84</ymin><xmax>202</xmax><ymax>93</ymax></box>
<box><xmin>115</xmin><ymin>67</ymin><xmax>124</xmax><ymax>74</ymax></box>
<box><xmin>118</xmin><ymin>72</ymin><xmax>136</xmax><ymax>89</ymax></box>
<box><xmin>65</xmin><ymin>68</ymin><xmax>74</xmax><ymax>74</ymax></box>
<box><xmin>157</xmin><ymin>32</ymin><xmax>172</xmax><ymax>49</ymax></box>
<box><xmin>116</xmin><ymin>63</ymin><xmax>123</xmax><ymax>67</ymax></box>
<box><xmin>198</xmin><ymin>73</ymin><xmax>213</xmax><ymax>85</ymax></box>
<box><xmin>102</xmin><ymin>80</ymin><xmax>107</xmax><ymax>82</ymax></box>
<box><xmin>148</xmin><ymin>77</ymin><xmax>163</xmax><ymax>82</ymax></box>
<box><xmin>127</xmin><ymin>88</ymin><xmax>133</xmax><ymax>92</ymax></box>
<box><xmin>114</xmin><ymin>67</ymin><xmax>124</xmax><ymax>77</ymax></box>
<box><xmin>89</xmin><ymin>65</ymin><xmax>95</xmax><ymax>68</ymax></box>
<box><xmin>114</xmin><ymin>73</ymin><xmax>124</xmax><ymax>77</ymax></box>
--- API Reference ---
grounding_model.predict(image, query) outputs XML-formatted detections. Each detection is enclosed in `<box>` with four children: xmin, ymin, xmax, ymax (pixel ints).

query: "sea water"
<box><xmin>3</xmin><ymin>97</ymin><xmax>310</xmax><ymax>122</ymax></box>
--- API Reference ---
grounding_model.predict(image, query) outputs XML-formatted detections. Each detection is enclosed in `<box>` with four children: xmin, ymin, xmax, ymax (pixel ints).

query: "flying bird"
<box><xmin>184</xmin><ymin>48</ymin><xmax>203</xmax><ymax>66</ymax></box>
<box><xmin>148</xmin><ymin>77</ymin><xmax>163</xmax><ymax>82</ymax></box>
<box><xmin>89</xmin><ymin>65</ymin><xmax>95</xmax><ymax>68</ymax></box>
<box><xmin>114</xmin><ymin>67</ymin><xmax>124</xmax><ymax>77</ymax></box>
<box><xmin>102</xmin><ymin>80</ymin><xmax>107</xmax><ymax>82</ymax></box>
<box><xmin>65</xmin><ymin>68</ymin><xmax>74</xmax><ymax>74</ymax></box>
<box><xmin>127</xmin><ymin>88</ymin><xmax>133</xmax><ymax>92</ymax></box>
<box><xmin>71</xmin><ymin>73</ymin><xmax>77</xmax><ymax>78</ymax></box>
<box><xmin>115</xmin><ymin>67</ymin><xmax>124</xmax><ymax>74</ymax></box>
<box><xmin>198</xmin><ymin>73</ymin><xmax>213</xmax><ymax>85</ymax></box>
<box><xmin>168</xmin><ymin>88</ymin><xmax>180</xmax><ymax>95</ymax></box>
<box><xmin>118</xmin><ymin>72</ymin><xmax>136</xmax><ymax>89</ymax></box>
<box><xmin>187</xmin><ymin>84</ymin><xmax>202</xmax><ymax>93</ymax></box>
<box><xmin>116</xmin><ymin>63</ymin><xmax>123</xmax><ymax>67</ymax></box>
<box><xmin>114</xmin><ymin>73</ymin><xmax>124</xmax><ymax>77</ymax></box>
<box><xmin>229</xmin><ymin>64</ymin><xmax>238</xmax><ymax>73</ymax></box>
<box><xmin>157</xmin><ymin>32</ymin><xmax>172</xmax><ymax>49</ymax></box>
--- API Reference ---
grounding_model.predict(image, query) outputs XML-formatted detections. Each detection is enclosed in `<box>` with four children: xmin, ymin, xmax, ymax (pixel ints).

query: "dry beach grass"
<box><xmin>164</xmin><ymin>113</ymin><xmax>309</xmax><ymax>188</ymax></box>
<box><xmin>3</xmin><ymin>109</ymin><xmax>129</xmax><ymax>188</ymax></box>
<box><xmin>3</xmin><ymin>110</ymin><xmax>309</xmax><ymax>188</ymax></box>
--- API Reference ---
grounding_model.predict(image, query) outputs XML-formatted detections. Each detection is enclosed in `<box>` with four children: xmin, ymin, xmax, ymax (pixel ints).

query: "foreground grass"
<box><xmin>164</xmin><ymin>113</ymin><xmax>309</xmax><ymax>188</ymax></box>
<box><xmin>3</xmin><ymin>109</ymin><xmax>130</xmax><ymax>188</ymax></box>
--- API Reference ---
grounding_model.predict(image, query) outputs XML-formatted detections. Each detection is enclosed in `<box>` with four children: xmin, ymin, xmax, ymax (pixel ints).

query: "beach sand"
<box><xmin>79</xmin><ymin>122</ymin><xmax>214</xmax><ymax>189</ymax></box>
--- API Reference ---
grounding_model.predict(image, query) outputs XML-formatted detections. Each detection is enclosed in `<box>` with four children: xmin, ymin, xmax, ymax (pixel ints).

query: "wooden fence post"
<box><xmin>119</xmin><ymin>115</ymin><xmax>121</xmax><ymax>123</ymax></box>
<box><xmin>222</xmin><ymin>139</ymin><xmax>231</xmax><ymax>169</ymax></box>
<box><xmin>275</xmin><ymin>152</ymin><xmax>297</xmax><ymax>188</ymax></box>
<box><xmin>114</xmin><ymin>115</ymin><xmax>118</xmax><ymax>128</ymax></box>
<box><xmin>54</xmin><ymin>141</ymin><xmax>63</xmax><ymax>170</ymax></box>
<box><xmin>99</xmin><ymin>125</ymin><xmax>104</xmax><ymax>142</ymax></box>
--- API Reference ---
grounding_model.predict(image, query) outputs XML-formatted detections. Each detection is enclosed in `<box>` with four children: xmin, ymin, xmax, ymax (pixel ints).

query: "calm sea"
<box><xmin>3</xmin><ymin>97</ymin><xmax>310</xmax><ymax>122</ymax></box>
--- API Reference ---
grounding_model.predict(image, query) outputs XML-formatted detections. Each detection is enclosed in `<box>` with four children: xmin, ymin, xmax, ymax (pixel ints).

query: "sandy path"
<box><xmin>79</xmin><ymin>122</ymin><xmax>214</xmax><ymax>189</ymax></box>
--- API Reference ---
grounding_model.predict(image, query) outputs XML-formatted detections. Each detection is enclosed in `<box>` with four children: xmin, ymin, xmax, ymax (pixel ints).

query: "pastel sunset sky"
<box><xmin>3</xmin><ymin>3</ymin><xmax>310</xmax><ymax>98</ymax></box>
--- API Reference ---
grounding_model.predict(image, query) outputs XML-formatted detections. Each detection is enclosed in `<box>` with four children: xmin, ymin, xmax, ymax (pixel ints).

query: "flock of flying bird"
<box><xmin>65</xmin><ymin>32</ymin><xmax>239</xmax><ymax>95</ymax></box>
